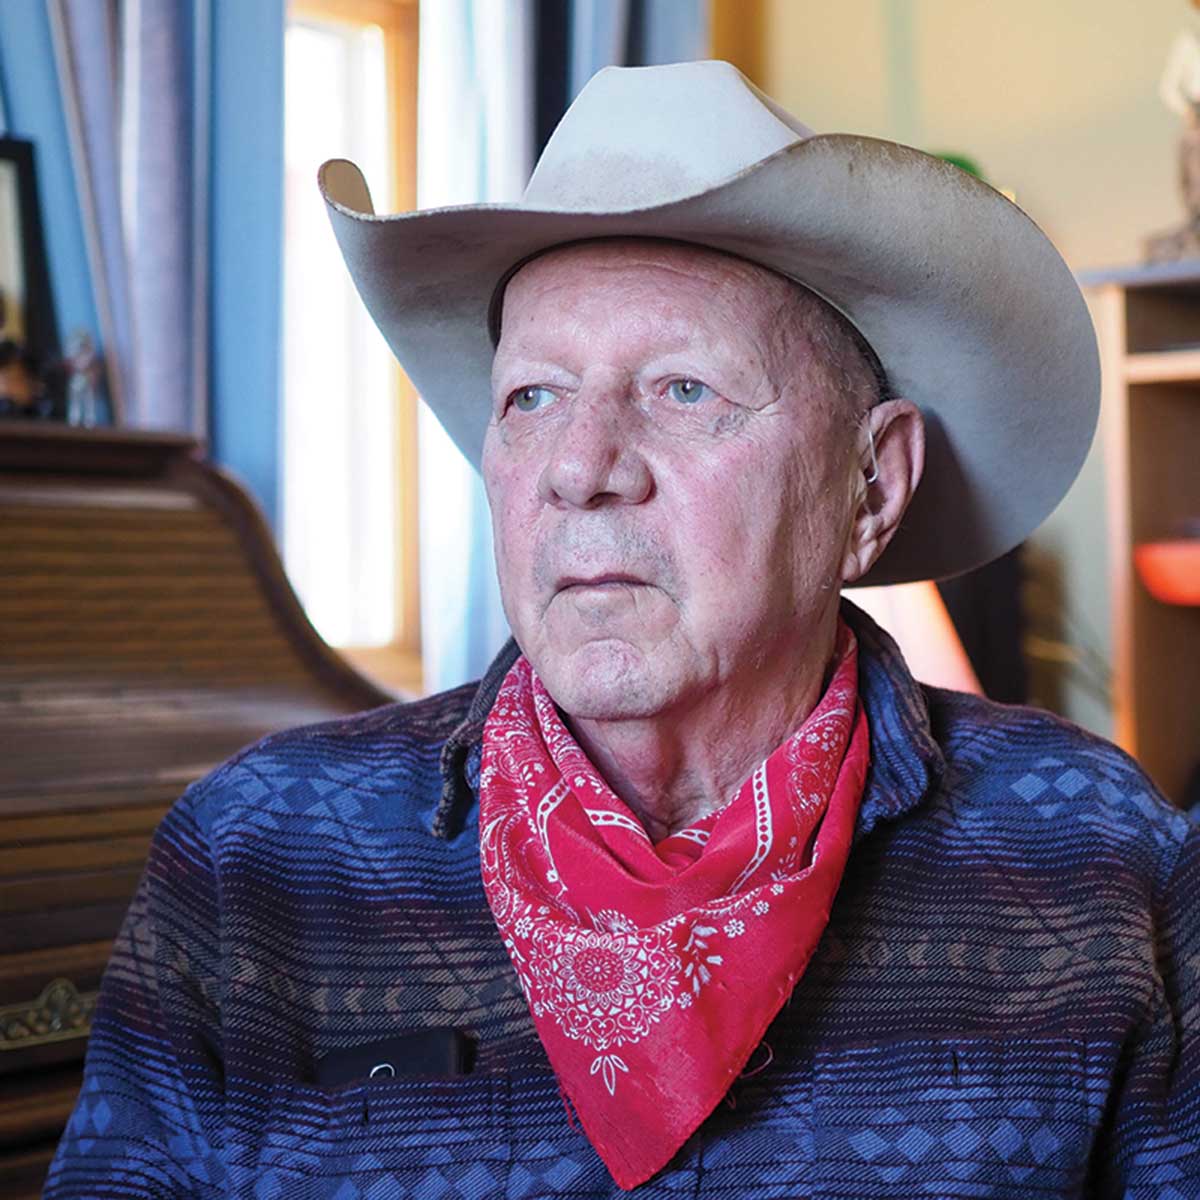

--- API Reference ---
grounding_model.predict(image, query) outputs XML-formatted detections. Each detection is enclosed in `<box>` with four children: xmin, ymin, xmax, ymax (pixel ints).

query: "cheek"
<box><xmin>661</xmin><ymin>459</ymin><xmax>782</xmax><ymax>583</ymax></box>
<box><xmin>673</xmin><ymin>437</ymin><xmax>849</xmax><ymax>585</ymax></box>
<box><xmin>482</xmin><ymin>458</ymin><xmax>526</xmax><ymax>572</ymax></box>
<box><xmin>486</xmin><ymin>495</ymin><xmax>552</xmax><ymax>639</ymax></box>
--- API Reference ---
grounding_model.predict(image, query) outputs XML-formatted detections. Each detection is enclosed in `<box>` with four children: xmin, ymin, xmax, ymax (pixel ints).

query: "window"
<box><xmin>282</xmin><ymin>0</ymin><xmax>420</xmax><ymax>692</ymax></box>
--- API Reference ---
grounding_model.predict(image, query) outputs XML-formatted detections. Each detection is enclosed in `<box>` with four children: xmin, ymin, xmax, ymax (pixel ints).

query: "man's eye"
<box><xmin>511</xmin><ymin>386</ymin><xmax>557</xmax><ymax>413</ymax></box>
<box><xmin>666</xmin><ymin>378</ymin><xmax>711</xmax><ymax>405</ymax></box>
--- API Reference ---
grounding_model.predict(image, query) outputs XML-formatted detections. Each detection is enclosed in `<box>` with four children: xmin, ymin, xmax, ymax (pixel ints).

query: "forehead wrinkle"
<box><xmin>498</xmin><ymin>248</ymin><xmax>786</xmax><ymax>379</ymax></box>
<box><xmin>504</xmin><ymin>238</ymin><xmax>788</xmax><ymax>316</ymax></box>
<box><xmin>495</xmin><ymin>304</ymin><xmax>700</xmax><ymax>385</ymax></box>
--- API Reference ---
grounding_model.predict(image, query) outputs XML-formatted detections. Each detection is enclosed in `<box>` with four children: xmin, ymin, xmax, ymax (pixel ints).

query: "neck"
<box><xmin>569</xmin><ymin>614</ymin><xmax>840</xmax><ymax>841</ymax></box>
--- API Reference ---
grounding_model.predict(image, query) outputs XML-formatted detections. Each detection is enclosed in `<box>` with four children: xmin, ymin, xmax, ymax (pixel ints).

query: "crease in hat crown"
<box><xmin>523</xmin><ymin>61</ymin><xmax>814</xmax><ymax>212</ymax></box>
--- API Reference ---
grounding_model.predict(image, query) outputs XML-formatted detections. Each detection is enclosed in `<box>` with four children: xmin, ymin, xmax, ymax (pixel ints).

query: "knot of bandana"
<box><xmin>479</xmin><ymin>619</ymin><xmax>870</xmax><ymax>1189</ymax></box>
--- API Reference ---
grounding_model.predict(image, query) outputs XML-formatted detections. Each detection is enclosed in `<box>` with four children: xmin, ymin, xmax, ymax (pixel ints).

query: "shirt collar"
<box><xmin>839</xmin><ymin>597</ymin><xmax>945</xmax><ymax>844</ymax></box>
<box><xmin>432</xmin><ymin>598</ymin><xmax>944</xmax><ymax>843</ymax></box>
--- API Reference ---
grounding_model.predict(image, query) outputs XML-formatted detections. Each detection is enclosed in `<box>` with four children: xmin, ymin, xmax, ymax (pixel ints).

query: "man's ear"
<box><xmin>841</xmin><ymin>399</ymin><xmax>925</xmax><ymax>585</ymax></box>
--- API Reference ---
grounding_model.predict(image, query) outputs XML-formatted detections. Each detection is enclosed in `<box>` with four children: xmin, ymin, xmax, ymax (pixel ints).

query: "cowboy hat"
<box><xmin>318</xmin><ymin>59</ymin><xmax>1099</xmax><ymax>586</ymax></box>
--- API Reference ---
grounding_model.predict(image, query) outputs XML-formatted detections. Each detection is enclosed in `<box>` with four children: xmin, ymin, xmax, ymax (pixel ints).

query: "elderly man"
<box><xmin>48</xmin><ymin>62</ymin><xmax>1199</xmax><ymax>1198</ymax></box>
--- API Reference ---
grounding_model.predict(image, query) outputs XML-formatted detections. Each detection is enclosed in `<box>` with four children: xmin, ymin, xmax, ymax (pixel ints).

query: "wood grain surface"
<box><xmin>0</xmin><ymin>421</ymin><xmax>393</xmax><ymax>1192</ymax></box>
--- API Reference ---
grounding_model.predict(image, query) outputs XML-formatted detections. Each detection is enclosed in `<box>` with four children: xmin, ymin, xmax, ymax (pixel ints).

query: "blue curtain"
<box><xmin>48</xmin><ymin>0</ymin><xmax>203</xmax><ymax>431</ymax></box>
<box><xmin>534</xmin><ymin>0</ymin><xmax>708</xmax><ymax>153</ymax></box>
<box><xmin>0</xmin><ymin>0</ymin><xmax>283</xmax><ymax>528</ymax></box>
<box><xmin>569</xmin><ymin>0</ymin><xmax>706</xmax><ymax>100</ymax></box>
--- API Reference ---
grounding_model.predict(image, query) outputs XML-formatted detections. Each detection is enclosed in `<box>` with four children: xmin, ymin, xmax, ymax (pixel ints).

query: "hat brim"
<box><xmin>319</xmin><ymin>134</ymin><xmax>1099</xmax><ymax>586</ymax></box>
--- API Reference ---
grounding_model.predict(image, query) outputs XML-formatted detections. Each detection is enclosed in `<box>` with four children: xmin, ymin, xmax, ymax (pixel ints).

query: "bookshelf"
<box><xmin>1081</xmin><ymin>262</ymin><xmax>1200</xmax><ymax>805</ymax></box>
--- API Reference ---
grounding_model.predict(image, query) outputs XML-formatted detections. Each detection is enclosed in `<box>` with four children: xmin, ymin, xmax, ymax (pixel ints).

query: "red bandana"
<box><xmin>479</xmin><ymin>620</ymin><xmax>870</xmax><ymax>1189</ymax></box>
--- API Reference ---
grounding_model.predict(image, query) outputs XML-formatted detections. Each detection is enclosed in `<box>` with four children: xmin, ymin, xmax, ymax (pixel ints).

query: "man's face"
<box><xmin>482</xmin><ymin>240</ymin><xmax>863</xmax><ymax>722</ymax></box>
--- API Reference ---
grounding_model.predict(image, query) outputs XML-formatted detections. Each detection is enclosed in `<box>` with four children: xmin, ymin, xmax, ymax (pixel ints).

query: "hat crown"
<box><xmin>522</xmin><ymin>60</ymin><xmax>813</xmax><ymax>211</ymax></box>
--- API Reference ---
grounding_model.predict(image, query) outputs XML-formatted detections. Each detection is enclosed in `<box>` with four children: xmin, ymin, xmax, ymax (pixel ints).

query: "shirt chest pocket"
<box><xmin>813</xmin><ymin>1037</ymin><xmax>1097</xmax><ymax>1198</ymax></box>
<box><xmin>251</xmin><ymin>1073</ymin><xmax>510</xmax><ymax>1196</ymax></box>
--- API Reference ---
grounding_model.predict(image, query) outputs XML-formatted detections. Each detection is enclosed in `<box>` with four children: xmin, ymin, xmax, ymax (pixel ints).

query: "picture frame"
<box><xmin>0</xmin><ymin>137</ymin><xmax>60</xmax><ymax>370</ymax></box>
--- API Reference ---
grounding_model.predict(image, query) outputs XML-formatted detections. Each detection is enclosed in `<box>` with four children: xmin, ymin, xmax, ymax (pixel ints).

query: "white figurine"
<box><xmin>1161</xmin><ymin>30</ymin><xmax>1200</xmax><ymax>117</ymax></box>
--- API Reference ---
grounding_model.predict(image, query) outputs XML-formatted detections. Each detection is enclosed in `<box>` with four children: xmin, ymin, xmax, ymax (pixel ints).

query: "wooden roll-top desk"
<box><xmin>0</xmin><ymin>422</ymin><xmax>394</xmax><ymax>1197</ymax></box>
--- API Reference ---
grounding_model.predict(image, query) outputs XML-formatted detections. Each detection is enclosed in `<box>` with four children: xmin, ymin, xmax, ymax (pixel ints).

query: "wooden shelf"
<box><xmin>1088</xmin><ymin>274</ymin><xmax>1200</xmax><ymax>806</ymax></box>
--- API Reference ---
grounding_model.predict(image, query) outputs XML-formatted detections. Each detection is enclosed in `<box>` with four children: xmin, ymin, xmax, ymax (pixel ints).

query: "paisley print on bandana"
<box><xmin>479</xmin><ymin>620</ymin><xmax>870</xmax><ymax>1190</ymax></box>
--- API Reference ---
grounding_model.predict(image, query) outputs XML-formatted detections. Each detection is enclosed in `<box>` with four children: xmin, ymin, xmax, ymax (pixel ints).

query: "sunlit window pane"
<box><xmin>282</xmin><ymin>18</ymin><xmax>394</xmax><ymax>647</ymax></box>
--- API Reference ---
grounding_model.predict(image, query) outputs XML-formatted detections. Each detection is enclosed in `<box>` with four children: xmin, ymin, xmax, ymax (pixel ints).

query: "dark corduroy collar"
<box><xmin>432</xmin><ymin>598</ymin><xmax>944</xmax><ymax>843</ymax></box>
<box><xmin>433</xmin><ymin>635</ymin><xmax>520</xmax><ymax>839</ymax></box>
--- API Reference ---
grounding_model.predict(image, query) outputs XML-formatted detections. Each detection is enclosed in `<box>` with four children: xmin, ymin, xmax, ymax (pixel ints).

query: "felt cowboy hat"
<box><xmin>318</xmin><ymin>59</ymin><xmax>1099</xmax><ymax>586</ymax></box>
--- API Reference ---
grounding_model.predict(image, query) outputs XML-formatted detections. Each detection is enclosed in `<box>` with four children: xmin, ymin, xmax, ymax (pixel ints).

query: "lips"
<box><xmin>556</xmin><ymin>573</ymin><xmax>647</xmax><ymax>592</ymax></box>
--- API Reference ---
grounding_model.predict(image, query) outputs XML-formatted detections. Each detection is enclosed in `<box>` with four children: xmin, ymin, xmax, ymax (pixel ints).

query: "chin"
<box><xmin>533</xmin><ymin>638</ymin><xmax>678</xmax><ymax>722</ymax></box>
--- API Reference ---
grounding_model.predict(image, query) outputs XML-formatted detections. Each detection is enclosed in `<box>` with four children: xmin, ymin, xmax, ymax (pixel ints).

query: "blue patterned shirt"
<box><xmin>46</xmin><ymin>602</ymin><xmax>1200</xmax><ymax>1197</ymax></box>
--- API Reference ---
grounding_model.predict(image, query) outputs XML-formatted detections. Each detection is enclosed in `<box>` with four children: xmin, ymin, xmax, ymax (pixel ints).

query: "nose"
<box><xmin>536</xmin><ymin>390</ymin><xmax>653</xmax><ymax>509</ymax></box>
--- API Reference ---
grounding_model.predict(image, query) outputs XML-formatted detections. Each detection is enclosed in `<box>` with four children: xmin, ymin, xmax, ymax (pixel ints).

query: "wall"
<box><xmin>752</xmin><ymin>0</ymin><xmax>1189</xmax><ymax>735</ymax></box>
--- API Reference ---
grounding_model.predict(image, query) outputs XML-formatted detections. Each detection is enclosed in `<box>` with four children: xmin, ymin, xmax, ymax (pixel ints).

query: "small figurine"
<box><xmin>1147</xmin><ymin>25</ymin><xmax>1200</xmax><ymax>261</ymax></box>
<box><xmin>64</xmin><ymin>330</ymin><xmax>104</xmax><ymax>426</ymax></box>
